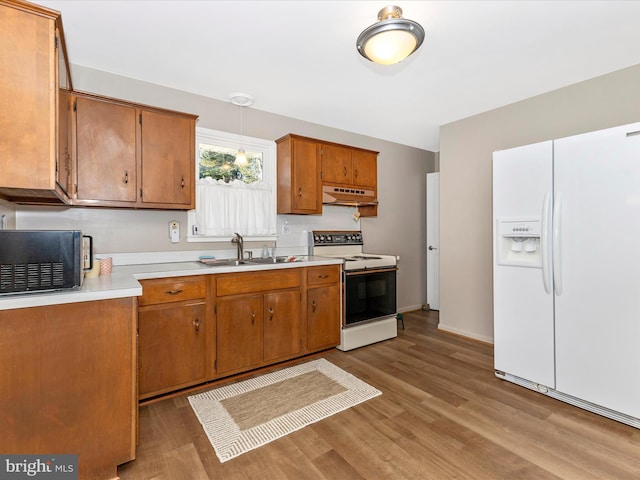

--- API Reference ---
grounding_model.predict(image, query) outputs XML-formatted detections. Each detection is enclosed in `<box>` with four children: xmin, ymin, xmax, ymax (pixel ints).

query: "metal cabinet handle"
<box><xmin>343</xmin><ymin>166</ymin><xmax>347</xmax><ymax>177</ymax></box>
<box><xmin>193</xmin><ymin>318</ymin><xmax>200</xmax><ymax>333</ymax></box>
<box><xmin>318</xmin><ymin>274</ymin><xmax>329</xmax><ymax>279</ymax></box>
<box><xmin>165</xmin><ymin>289</ymin><xmax>183</xmax><ymax>295</ymax></box>
<box><xmin>312</xmin><ymin>300</ymin><xmax>317</xmax><ymax>313</ymax></box>
<box><xmin>354</xmin><ymin>169</ymin><xmax>358</xmax><ymax>179</ymax></box>
<box><xmin>268</xmin><ymin>306</ymin><xmax>274</xmax><ymax>321</ymax></box>
<box><xmin>124</xmin><ymin>170</ymin><xmax>129</xmax><ymax>184</ymax></box>
<box><xmin>251</xmin><ymin>311</ymin><xmax>256</xmax><ymax>325</ymax></box>
<box><xmin>297</xmin><ymin>187</ymin><xmax>303</xmax><ymax>198</ymax></box>
<box><xmin>180</xmin><ymin>176</ymin><xmax>185</xmax><ymax>189</ymax></box>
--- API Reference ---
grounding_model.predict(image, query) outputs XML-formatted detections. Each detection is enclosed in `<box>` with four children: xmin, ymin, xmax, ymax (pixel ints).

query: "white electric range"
<box><xmin>309</xmin><ymin>230</ymin><xmax>398</xmax><ymax>351</ymax></box>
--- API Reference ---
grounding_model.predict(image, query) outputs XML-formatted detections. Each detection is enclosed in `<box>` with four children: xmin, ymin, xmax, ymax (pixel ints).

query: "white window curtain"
<box><xmin>195</xmin><ymin>178</ymin><xmax>276</xmax><ymax>237</ymax></box>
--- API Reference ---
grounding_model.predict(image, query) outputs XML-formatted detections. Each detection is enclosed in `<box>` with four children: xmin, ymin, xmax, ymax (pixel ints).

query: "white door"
<box><xmin>426</xmin><ymin>173</ymin><xmax>440</xmax><ymax>310</ymax></box>
<box><xmin>493</xmin><ymin>141</ymin><xmax>555</xmax><ymax>387</ymax></box>
<box><xmin>553</xmin><ymin>122</ymin><xmax>640</xmax><ymax>418</ymax></box>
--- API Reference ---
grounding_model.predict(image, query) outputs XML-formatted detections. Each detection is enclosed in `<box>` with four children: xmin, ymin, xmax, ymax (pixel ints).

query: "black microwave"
<box><xmin>0</xmin><ymin>230</ymin><xmax>93</xmax><ymax>295</ymax></box>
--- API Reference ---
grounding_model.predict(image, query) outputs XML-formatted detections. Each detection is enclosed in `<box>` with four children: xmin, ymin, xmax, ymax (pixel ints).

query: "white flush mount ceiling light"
<box><xmin>229</xmin><ymin>92</ymin><xmax>254</xmax><ymax>165</ymax></box>
<box><xmin>356</xmin><ymin>5</ymin><xmax>425</xmax><ymax>65</ymax></box>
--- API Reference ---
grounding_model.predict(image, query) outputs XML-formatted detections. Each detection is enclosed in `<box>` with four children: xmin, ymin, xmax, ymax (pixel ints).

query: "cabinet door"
<box><xmin>307</xmin><ymin>284</ymin><xmax>341</xmax><ymax>351</ymax></box>
<box><xmin>264</xmin><ymin>289</ymin><xmax>301</xmax><ymax>362</ymax></box>
<box><xmin>292</xmin><ymin>137</ymin><xmax>322</xmax><ymax>213</ymax></box>
<box><xmin>138</xmin><ymin>302</ymin><xmax>207</xmax><ymax>398</ymax></box>
<box><xmin>351</xmin><ymin>149</ymin><xmax>377</xmax><ymax>188</ymax></box>
<box><xmin>321</xmin><ymin>143</ymin><xmax>352</xmax><ymax>185</ymax></box>
<box><xmin>217</xmin><ymin>295</ymin><xmax>263</xmax><ymax>375</ymax></box>
<box><xmin>75</xmin><ymin>96</ymin><xmax>137</xmax><ymax>202</ymax></box>
<box><xmin>0</xmin><ymin>6</ymin><xmax>55</xmax><ymax>191</ymax></box>
<box><xmin>140</xmin><ymin>110</ymin><xmax>194</xmax><ymax>207</ymax></box>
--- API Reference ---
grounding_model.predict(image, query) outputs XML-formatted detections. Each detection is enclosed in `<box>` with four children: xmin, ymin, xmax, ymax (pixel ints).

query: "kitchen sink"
<box><xmin>200</xmin><ymin>256</ymin><xmax>306</xmax><ymax>267</ymax></box>
<box><xmin>199</xmin><ymin>258</ymin><xmax>252</xmax><ymax>267</ymax></box>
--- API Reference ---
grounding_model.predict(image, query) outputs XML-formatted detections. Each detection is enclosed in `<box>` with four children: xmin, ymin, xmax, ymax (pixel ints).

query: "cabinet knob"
<box><xmin>297</xmin><ymin>187</ymin><xmax>303</xmax><ymax>198</ymax></box>
<box><xmin>251</xmin><ymin>310</ymin><xmax>256</xmax><ymax>325</ymax></box>
<box><xmin>312</xmin><ymin>300</ymin><xmax>317</xmax><ymax>313</ymax></box>
<box><xmin>354</xmin><ymin>169</ymin><xmax>359</xmax><ymax>179</ymax></box>
<box><xmin>124</xmin><ymin>171</ymin><xmax>129</xmax><ymax>184</ymax></box>
<box><xmin>343</xmin><ymin>166</ymin><xmax>347</xmax><ymax>177</ymax></box>
<box><xmin>268</xmin><ymin>306</ymin><xmax>274</xmax><ymax>321</ymax></box>
<box><xmin>193</xmin><ymin>318</ymin><xmax>200</xmax><ymax>333</ymax></box>
<box><xmin>181</xmin><ymin>176</ymin><xmax>185</xmax><ymax>189</ymax></box>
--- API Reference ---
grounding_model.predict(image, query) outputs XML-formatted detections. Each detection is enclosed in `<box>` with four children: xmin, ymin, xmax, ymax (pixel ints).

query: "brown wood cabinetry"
<box><xmin>276</xmin><ymin>134</ymin><xmax>323</xmax><ymax>214</ymax></box>
<box><xmin>321</xmin><ymin>144</ymin><xmax>377</xmax><ymax>188</ymax></box>
<box><xmin>138</xmin><ymin>276</ymin><xmax>210</xmax><ymax>399</ymax></box>
<box><xmin>276</xmin><ymin>133</ymin><xmax>379</xmax><ymax>216</ymax></box>
<box><xmin>0</xmin><ymin>297</ymin><xmax>137</xmax><ymax>480</ymax></box>
<box><xmin>215</xmin><ymin>269</ymin><xmax>302</xmax><ymax>376</ymax></box>
<box><xmin>306</xmin><ymin>265</ymin><xmax>341</xmax><ymax>351</ymax></box>
<box><xmin>72</xmin><ymin>92</ymin><xmax>197</xmax><ymax>209</ymax></box>
<box><xmin>135</xmin><ymin>264</ymin><xmax>340</xmax><ymax>399</ymax></box>
<box><xmin>0</xmin><ymin>0</ymin><xmax>73</xmax><ymax>204</ymax></box>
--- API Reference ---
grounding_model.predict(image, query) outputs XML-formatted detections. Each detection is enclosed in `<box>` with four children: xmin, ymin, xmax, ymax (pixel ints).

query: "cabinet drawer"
<box><xmin>307</xmin><ymin>265</ymin><xmax>340</xmax><ymax>286</ymax></box>
<box><xmin>217</xmin><ymin>269</ymin><xmax>301</xmax><ymax>297</ymax></box>
<box><xmin>139</xmin><ymin>276</ymin><xmax>206</xmax><ymax>306</ymax></box>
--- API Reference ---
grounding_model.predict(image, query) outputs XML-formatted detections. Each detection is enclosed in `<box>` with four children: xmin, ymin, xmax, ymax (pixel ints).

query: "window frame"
<box><xmin>187</xmin><ymin>127</ymin><xmax>277</xmax><ymax>242</ymax></box>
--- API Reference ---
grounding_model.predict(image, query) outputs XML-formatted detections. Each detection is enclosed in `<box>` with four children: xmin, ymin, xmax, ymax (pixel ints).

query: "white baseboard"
<box><xmin>438</xmin><ymin>322</ymin><xmax>494</xmax><ymax>344</ymax></box>
<box><xmin>398</xmin><ymin>304</ymin><xmax>423</xmax><ymax>313</ymax></box>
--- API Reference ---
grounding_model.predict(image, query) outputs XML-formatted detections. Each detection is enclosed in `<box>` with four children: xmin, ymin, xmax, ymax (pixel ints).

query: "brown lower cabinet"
<box><xmin>0</xmin><ymin>297</ymin><xmax>137</xmax><ymax>480</ymax></box>
<box><xmin>137</xmin><ymin>264</ymin><xmax>341</xmax><ymax>400</ymax></box>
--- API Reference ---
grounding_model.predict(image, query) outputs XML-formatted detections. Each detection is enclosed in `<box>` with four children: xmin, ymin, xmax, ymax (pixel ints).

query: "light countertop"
<box><xmin>0</xmin><ymin>256</ymin><xmax>342</xmax><ymax>311</ymax></box>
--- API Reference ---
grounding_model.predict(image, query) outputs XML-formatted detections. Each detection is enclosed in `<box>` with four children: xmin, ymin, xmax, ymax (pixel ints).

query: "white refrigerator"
<box><xmin>493</xmin><ymin>121</ymin><xmax>640</xmax><ymax>428</ymax></box>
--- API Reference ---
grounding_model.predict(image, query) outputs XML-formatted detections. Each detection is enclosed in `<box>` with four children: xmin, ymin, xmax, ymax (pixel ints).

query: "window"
<box><xmin>187</xmin><ymin>127</ymin><xmax>277</xmax><ymax>241</ymax></box>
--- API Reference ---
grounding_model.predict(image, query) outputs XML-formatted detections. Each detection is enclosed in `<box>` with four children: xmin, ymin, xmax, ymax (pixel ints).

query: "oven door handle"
<box><xmin>344</xmin><ymin>267</ymin><xmax>398</xmax><ymax>277</ymax></box>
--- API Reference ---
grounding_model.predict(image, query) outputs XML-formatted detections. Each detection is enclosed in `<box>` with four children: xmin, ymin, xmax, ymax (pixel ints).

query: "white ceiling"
<box><xmin>37</xmin><ymin>1</ymin><xmax>640</xmax><ymax>151</ymax></box>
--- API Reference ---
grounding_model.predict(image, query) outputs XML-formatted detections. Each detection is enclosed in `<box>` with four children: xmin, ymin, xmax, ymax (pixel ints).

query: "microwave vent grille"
<box><xmin>0</xmin><ymin>263</ymin><xmax>66</xmax><ymax>293</ymax></box>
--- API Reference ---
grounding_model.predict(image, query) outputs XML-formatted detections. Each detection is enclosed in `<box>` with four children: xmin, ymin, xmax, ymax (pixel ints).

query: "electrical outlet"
<box><xmin>169</xmin><ymin>221</ymin><xmax>180</xmax><ymax>243</ymax></box>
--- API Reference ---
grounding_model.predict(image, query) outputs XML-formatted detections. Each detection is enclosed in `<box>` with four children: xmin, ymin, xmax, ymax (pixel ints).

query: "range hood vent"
<box><xmin>322</xmin><ymin>185</ymin><xmax>378</xmax><ymax>207</ymax></box>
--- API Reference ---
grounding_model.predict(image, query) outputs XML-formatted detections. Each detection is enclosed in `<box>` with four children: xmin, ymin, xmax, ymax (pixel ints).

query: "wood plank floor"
<box><xmin>118</xmin><ymin>310</ymin><xmax>640</xmax><ymax>479</ymax></box>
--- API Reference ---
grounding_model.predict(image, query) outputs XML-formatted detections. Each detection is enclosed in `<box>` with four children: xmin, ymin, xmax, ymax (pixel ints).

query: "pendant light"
<box><xmin>356</xmin><ymin>5</ymin><xmax>425</xmax><ymax>65</ymax></box>
<box><xmin>229</xmin><ymin>93</ymin><xmax>254</xmax><ymax>165</ymax></box>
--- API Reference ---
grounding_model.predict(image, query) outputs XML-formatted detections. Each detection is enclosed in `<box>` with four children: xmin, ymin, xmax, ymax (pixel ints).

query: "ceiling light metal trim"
<box><xmin>356</xmin><ymin>5</ymin><xmax>425</xmax><ymax>65</ymax></box>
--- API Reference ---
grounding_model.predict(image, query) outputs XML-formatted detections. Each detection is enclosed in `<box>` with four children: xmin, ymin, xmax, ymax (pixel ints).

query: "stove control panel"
<box><xmin>311</xmin><ymin>231</ymin><xmax>363</xmax><ymax>246</ymax></box>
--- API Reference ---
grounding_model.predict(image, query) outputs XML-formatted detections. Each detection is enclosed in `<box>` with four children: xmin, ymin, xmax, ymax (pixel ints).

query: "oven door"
<box><xmin>343</xmin><ymin>267</ymin><xmax>397</xmax><ymax>327</ymax></box>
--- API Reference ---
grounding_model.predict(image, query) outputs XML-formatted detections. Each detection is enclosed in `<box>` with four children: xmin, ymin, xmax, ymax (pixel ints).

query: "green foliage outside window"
<box><xmin>198</xmin><ymin>143</ymin><xmax>263</xmax><ymax>183</ymax></box>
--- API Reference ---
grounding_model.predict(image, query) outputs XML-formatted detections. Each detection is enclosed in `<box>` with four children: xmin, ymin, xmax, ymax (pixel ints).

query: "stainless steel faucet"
<box><xmin>231</xmin><ymin>232</ymin><xmax>244</xmax><ymax>261</ymax></box>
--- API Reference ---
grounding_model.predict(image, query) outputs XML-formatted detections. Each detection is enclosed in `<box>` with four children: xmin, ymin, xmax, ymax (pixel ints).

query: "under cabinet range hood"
<box><xmin>322</xmin><ymin>185</ymin><xmax>378</xmax><ymax>207</ymax></box>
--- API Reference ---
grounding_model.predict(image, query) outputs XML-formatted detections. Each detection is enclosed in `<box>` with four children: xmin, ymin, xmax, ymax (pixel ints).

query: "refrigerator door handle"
<box><xmin>541</xmin><ymin>192</ymin><xmax>553</xmax><ymax>294</ymax></box>
<box><xmin>553</xmin><ymin>192</ymin><xmax>563</xmax><ymax>295</ymax></box>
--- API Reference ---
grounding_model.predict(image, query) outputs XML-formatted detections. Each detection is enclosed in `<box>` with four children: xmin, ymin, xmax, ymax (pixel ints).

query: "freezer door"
<box><xmin>493</xmin><ymin>141</ymin><xmax>555</xmax><ymax>387</ymax></box>
<box><xmin>554</xmin><ymin>122</ymin><xmax>640</xmax><ymax>418</ymax></box>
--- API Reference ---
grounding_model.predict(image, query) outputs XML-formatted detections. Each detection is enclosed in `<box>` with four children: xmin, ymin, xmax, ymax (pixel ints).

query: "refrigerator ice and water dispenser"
<box><xmin>496</xmin><ymin>218</ymin><xmax>541</xmax><ymax>267</ymax></box>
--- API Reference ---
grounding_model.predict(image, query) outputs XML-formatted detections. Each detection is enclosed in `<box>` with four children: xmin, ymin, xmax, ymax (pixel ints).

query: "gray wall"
<box><xmin>16</xmin><ymin>65</ymin><xmax>436</xmax><ymax>312</ymax></box>
<box><xmin>439</xmin><ymin>63</ymin><xmax>640</xmax><ymax>342</ymax></box>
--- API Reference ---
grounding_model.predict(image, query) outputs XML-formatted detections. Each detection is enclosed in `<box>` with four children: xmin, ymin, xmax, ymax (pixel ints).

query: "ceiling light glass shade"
<box><xmin>356</xmin><ymin>5</ymin><xmax>425</xmax><ymax>65</ymax></box>
<box><xmin>235</xmin><ymin>148</ymin><xmax>248</xmax><ymax>166</ymax></box>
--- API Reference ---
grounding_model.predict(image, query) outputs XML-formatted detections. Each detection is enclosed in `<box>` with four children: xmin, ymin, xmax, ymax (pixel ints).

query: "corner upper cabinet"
<box><xmin>0</xmin><ymin>1</ymin><xmax>73</xmax><ymax>204</ymax></box>
<box><xmin>72</xmin><ymin>92</ymin><xmax>197</xmax><ymax>209</ymax></box>
<box><xmin>276</xmin><ymin>134</ymin><xmax>322</xmax><ymax>214</ymax></box>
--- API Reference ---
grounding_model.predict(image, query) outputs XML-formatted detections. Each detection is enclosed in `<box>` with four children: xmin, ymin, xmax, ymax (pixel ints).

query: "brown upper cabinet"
<box><xmin>321</xmin><ymin>144</ymin><xmax>377</xmax><ymax>189</ymax></box>
<box><xmin>0</xmin><ymin>0</ymin><xmax>73</xmax><ymax>204</ymax></box>
<box><xmin>276</xmin><ymin>134</ymin><xmax>323</xmax><ymax>214</ymax></box>
<box><xmin>72</xmin><ymin>92</ymin><xmax>197</xmax><ymax>209</ymax></box>
<box><xmin>276</xmin><ymin>133</ymin><xmax>379</xmax><ymax>216</ymax></box>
